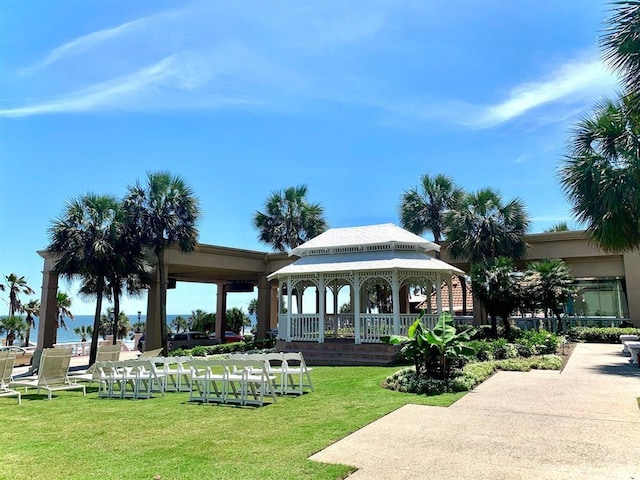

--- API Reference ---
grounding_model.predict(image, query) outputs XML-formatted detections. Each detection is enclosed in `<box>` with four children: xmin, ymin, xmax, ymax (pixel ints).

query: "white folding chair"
<box><xmin>189</xmin><ymin>358</ymin><xmax>226</xmax><ymax>404</ymax></box>
<box><xmin>282</xmin><ymin>352</ymin><xmax>314</xmax><ymax>395</ymax></box>
<box><xmin>264</xmin><ymin>353</ymin><xmax>286</xmax><ymax>394</ymax></box>
<box><xmin>243</xmin><ymin>359</ymin><xmax>277</xmax><ymax>407</ymax></box>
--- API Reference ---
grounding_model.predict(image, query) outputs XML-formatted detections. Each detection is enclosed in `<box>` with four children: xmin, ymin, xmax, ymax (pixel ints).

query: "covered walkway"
<box><xmin>311</xmin><ymin>343</ymin><xmax>640</xmax><ymax>479</ymax></box>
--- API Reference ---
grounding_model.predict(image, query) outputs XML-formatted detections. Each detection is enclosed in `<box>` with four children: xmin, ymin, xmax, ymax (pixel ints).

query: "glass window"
<box><xmin>566</xmin><ymin>278</ymin><xmax>628</xmax><ymax>318</ymax></box>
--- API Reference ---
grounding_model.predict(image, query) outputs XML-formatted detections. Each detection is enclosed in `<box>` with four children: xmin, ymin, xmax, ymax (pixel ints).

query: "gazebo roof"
<box><xmin>290</xmin><ymin>223</ymin><xmax>440</xmax><ymax>257</ymax></box>
<box><xmin>267</xmin><ymin>249</ymin><xmax>464</xmax><ymax>279</ymax></box>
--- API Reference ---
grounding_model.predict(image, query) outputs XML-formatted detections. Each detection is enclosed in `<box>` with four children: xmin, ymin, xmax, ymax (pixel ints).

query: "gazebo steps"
<box><xmin>276</xmin><ymin>340</ymin><xmax>401</xmax><ymax>366</ymax></box>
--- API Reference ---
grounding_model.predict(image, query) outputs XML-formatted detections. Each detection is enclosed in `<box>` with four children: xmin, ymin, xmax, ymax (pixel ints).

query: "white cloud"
<box><xmin>466</xmin><ymin>57</ymin><xmax>618</xmax><ymax>129</ymax></box>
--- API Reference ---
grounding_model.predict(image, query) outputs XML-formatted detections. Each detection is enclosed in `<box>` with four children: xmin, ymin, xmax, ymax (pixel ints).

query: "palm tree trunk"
<box><xmin>89</xmin><ymin>280</ymin><xmax>104</xmax><ymax>365</ymax></box>
<box><xmin>112</xmin><ymin>289</ymin><xmax>120</xmax><ymax>345</ymax></box>
<box><xmin>459</xmin><ymin>275</ymin><xmax>468</xmax><ymax>316</ymax></box>
<box><xmin>158</xmin><ymin>248</ymin><xmax>169</xmax><ymax>355</ymax></box>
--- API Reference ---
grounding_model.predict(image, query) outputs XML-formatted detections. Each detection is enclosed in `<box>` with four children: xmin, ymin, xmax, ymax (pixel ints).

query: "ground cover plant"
<box><xmin>0</xmin><ymin>366</ymin><xmax>463</xmax><ymax>480</ymax></box>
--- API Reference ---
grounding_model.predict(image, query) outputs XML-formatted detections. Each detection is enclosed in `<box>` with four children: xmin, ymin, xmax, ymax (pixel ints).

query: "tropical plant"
<box><xmin>98</xmin><ymin>308</ymin><xmax>129</xmax><ymax>339</ymax></box>
<box><xmin>74</xmin><ymin>325</ymin><xmax>93</xmax><ymax>342</ymax></box>
<box><xmin>544</xmin><ymin>222</ymin><xmax>570</xmax><ymax>233</ymax></box>
<box><xmin>225</xmin><ymin>307</ymin><xmax>250</xmax><ymax>334</ymax></box>
<box><xmin>253</xmin><ymin>185</ymin><xmax>328</xmax><ymax>252</ymax></box>
<box><xmin>399</xmin><ymin>173</ymin><xmax>464</xmax><ymax>245</ymax></box>
<box><xmin>247</xmin><ymin>298</ymin><xmax>258</xmax><ymax>317</ymax></box>
<box><xmin>22</xmin><ymin>299</ymin><xmax>39</xmax><ymax>347</ymax></box>
<box><xmin>189</xmin><ymin>309</ymin><xmax>215</xmax><ymax>334</ymax></box>
<box><xmin>0</xmin><ymin>315</ymin><xmax>27</xmax><ymax>346</ymax></box>
<box><xmin>170</xmin><ymin>315</ymin><xmax>189</xmax><ymax>333</ymax></box>
<box><xmin>559</xmin><ymin>95</ymin><xmax>640</xmax><ymax>252</ymax></box>
<box><xmin>601</xmin><ymin>2</ymin><xmax>640</xmax><ymax>103</ymax></box>
<box><xmin>383</xmin><ymin>312</ymin><xmax>475</xmax><ymax>380</ymax></box>
<box><xmin>522</xmin><ymin>259</ymin><xmax>576</xmax><ymax>334</ymax></box>
<box><xmin>124</xmin><ymin>171</ymin><xmax>201</xmax><ymax>354</ymax></box>
<box><xmin>54</xmin><ymin>292</ymin><xmax>74</xmax><ymax>343</ymax></box>
<box><xmin>3</xmin><ymin>273</ymin><xmax>35</xmax><ymax>316</ymax></box>
<box><xmin>445</xmin><ymin>188</ymin><xmax>530</xmax><ymax>264</ymax></box>
<box><xmin>471</xmin><ymin>257</ymin><xmax>521</xmax><ymax>339</ymax></box>
<box><xmin>48</xmin><ymin>194</ymin><xmax>146</xmax><ymax>362</ymax></box>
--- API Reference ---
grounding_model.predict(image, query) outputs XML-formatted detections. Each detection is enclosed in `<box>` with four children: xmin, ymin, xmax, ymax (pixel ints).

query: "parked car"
<box><xmin>167</xmin><ymin>332</ymin><xmax>220</xmax><ymax>351</ymax></box>
<box><xmin>224</xmin><ymin>331</ymin><xmax>244</xmax><ymax>343</ymax></box>
<box><xmin>0</xmin><ymin>345</ymin><xmax>35</xmax><ymax>367</ymax></box>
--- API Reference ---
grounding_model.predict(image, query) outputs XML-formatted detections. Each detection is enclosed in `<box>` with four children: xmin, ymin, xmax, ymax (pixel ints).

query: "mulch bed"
<box><xmin>557</xmin><ymin>341</ymin><xmax>576</xmax><ymax>371</ymax></box>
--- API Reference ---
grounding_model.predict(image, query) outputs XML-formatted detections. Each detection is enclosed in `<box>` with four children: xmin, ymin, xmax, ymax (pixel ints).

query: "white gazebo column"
<box><xmin>318</xmin><ymin>276</ymin><xmax>325</xmax><ymax>343</ymax></box>
<box><xmin>354</xmin><ymin>273</ymin><xmax>361</xmax><ymax>344</ymax></box>
<box><xmin>392</xmin><ymin>270</ymin><xmax>400</xmax><ymax>335</ymax></box>
<box><xmin>286</xmin><ymin>277</ymin><xmax>293</xmax><ymax>342</ymax></box>
<box><xmin>436</xmin><ymin>273</ymin><xmax>443</xmax><ymax>315</ymax></box>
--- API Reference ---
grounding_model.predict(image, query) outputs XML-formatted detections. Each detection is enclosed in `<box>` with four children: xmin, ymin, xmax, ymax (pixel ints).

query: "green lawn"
<box><xmin>0</xmin><ymin>366</ymin><xmax>463</xmax><ymax>480</ymax></box>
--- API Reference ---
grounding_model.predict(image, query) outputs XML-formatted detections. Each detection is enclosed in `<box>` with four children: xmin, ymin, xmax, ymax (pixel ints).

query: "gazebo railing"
<box><xmin>289</xmin><ymin>314</ymin><xmax>321</xmax><ymax>342</ymax></box>
<box><xmin>359</xmin><ymin>314</ymin><xmax>395</xmax><ymax>343</ymax></box>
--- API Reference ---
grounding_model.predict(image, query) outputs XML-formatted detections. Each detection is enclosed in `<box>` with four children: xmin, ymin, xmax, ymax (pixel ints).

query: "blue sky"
<box><xmin>0</xmin><ymin>1</ymin><xmax>620</xmax><ymax>316</ymax></box>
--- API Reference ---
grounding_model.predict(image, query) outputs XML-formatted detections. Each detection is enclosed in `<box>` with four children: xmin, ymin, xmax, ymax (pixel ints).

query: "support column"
<box><xmin>256</xmin><ymin>276</ymin><xmax>271</xmax><ymax>340</ymax></box>
<box><xmin>37</xmin><ymin>254</ymin><xmax>59</xmax><ymax>349</ymax></box>
<box><xmin>392</xmin><ymin>270</ymin><xmax>400</xmax><ymax>335</ymax></box>
<box><xmin>145</xmin><ymin>266</ymin><xmax>164</xmax><ymax>351</ymax></box>
<box><xmin>448</xmin><ymin>278</ymin><xmax>454</xmax><ymax>315</ymax></box>
<box><xmin>270</xmin><ymin>284</ymin><xmax>278</xmax><ymax>330</ymax></box>
<box><xmin>215</xmin><ymin>283</ymin><xmax>228</xmax><ymax>342</ymax></box>
<box><xmin>623</xmin><ymin>252</ymin><xmax>640</xmax><ymax>326</ymax></box>
<box><xmin>436</xmin><ymin>273</ymin><xmax>443</xmax><ymax>315</ymax></box>
<box><xmin>318</xmin><ymin>277</ymin><xmax>325</xmax><ymax>343</ymax></box>
<box><xmin>354</xmin><ymin>274</ymin><xmax>361</xmax><ymax>344</ymax></box>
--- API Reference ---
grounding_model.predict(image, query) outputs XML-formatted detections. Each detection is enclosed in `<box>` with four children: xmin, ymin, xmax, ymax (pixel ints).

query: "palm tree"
<box><xmin>3</xmin><ymin>273</ymin><xmax>35</xmax><ymax>316</ymax></box>
<box><xmin>22</xmin><ymin>299</ymin><xmax>40</xmax><ymax>347</ymax></box>
<box><xmin>225</xmin><ymin>307</ymin><xmax>250</xmax><ymax>334</ymax></box>
<box><xmin>559</xmin><ymin>96</ymin><xmax>640</xmax><ymax>252</ymax></box>
<box><xmin>254</xmin><ymin>185</ymin><xmax>328</xmax><ymax>252</ymax></box>
<box><xmin>0</xmin><ymin>315</ymin><xmax>27</xmax><ymax>346</ymax></box>
<box><xmin>399</xmin><ymin>173</ymin><xmax>466</xmax><ymax>312</ymax></box>
<box><xmin>523</xmin><ymin>259</ymin><xmax>575</xmax><ymax>334</ymax></box>
<box><xmin>445</xmin><ymin>188</ymin><xmax>530</xmax><ymax>264</ymax></box>
<box><xmin>74</xmin><ymin>325</ymin><xmax>93</xmax><ymax>342</ymax></box>
<box><xmin>54</xmin><ymin>292</ymin><xmax>73</xmax><ymax>344</ymax></box>
<box><xmin>544</xmin><ymin>222</ymin><xmax>570</xmax><ymax>233</ymax></box>
<box><xmin>399</xmin><ymin>173</ymin><xmax>464</xmax><ymax>245</ymax></box>
<box><xmin>470</xmin><ymin>257</ymin><xmax>521</xmax><ymax>338</ymax></box>
<box><xmin>48</xmin><ymin>194</ymin><xmax>130</xmax><ymax>362</ymax></box>
<box><xmin>170</xmin><ymin>315</ymin><xmax>188</xmax><ymax>333</ymax></box>
<box><xmin>601</xmin><ymin>2</ymin><xmax>640</xmax><ymax>103</ymax></box>
<box><xmin>124</xmin><ymin>171</ymin><xmax>201</xmax><ymax>354</ymax></box>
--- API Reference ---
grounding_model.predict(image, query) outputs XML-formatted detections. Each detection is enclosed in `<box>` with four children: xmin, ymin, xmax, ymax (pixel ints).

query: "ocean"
<box><xmin>20</xmin><ymin>314</ymin><xmax>255</xmax><ymax>345</ymax></box>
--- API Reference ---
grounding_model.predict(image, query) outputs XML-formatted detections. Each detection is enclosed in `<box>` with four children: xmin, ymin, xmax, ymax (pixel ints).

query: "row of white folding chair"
<box><xmin>95</xmin><ymin>359</ymin><xmax>165</xmax><ymax>399</ymax></box>
<box><xmin>227</xmin><ymin>352</ymin><xmax>314</xmax><ymax>395</ymax></box>
<box><xmin>189</xmin><ymin>358</ymin><xmax>277</xmax><ymax>407</ymax></box>
<box><xmin>151</xmin><ymin>356</ymin><xmax>191</xmax><ymax>392</ymax></box>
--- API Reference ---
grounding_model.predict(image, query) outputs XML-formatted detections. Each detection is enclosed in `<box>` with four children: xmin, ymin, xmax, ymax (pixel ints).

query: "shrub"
<box><xmin>491</xmin><ymin>338</ymin><xmax>518</xmax><ymax>360</ymax></box>
<box><xmin>168</xmin><ymin>338</ymin><xmax>276</xmax><ymax>357</ymax></box>
<box><xmin>567</xmin><ymin>327</ymin><xmax>640</xmax><ymax>343</ymax></box>
<box><xmin>518</xmin><ymin>329</ymin><xmax>559</xmax><ymax>354</ymax></box>
<box><xmin>466</xmin><ymin>340</ymin><xmax>493</xmax><ymax>362</ymax></box>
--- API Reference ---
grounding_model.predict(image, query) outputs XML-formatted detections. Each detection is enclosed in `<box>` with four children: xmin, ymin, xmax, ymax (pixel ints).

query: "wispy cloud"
<box><xmin>465</xmin><ymin>57</ymin><xmax>618</xmax><ymax>129</ymax></box>
<box><xmin>22</xmin><ymin>18</ymin><xmax>147</xmax><ymax>75</ymax></box>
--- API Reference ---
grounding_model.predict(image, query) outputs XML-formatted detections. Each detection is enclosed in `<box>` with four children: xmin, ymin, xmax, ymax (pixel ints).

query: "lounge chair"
<box><xmin>10</xmin><ymin>347</ymin><xmax>86</xmax><ymax>400</ymax></box>
<box><xmin>0</xmin><ymin>350</ymin><xmax>21</xmax><ymax>404</ymax></box>
<box><xmin>69</xmin><ymin>342</ymin><xmax>122</xmax><ymax>385</ymax></box>
<box><xmin>138</xmin><ymin>348</ymin><xmax>163</xmax><ymax>359</ymax></box>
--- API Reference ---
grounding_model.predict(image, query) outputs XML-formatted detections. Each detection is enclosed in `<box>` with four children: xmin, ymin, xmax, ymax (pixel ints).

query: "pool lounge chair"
<box><xmin>0</xmin><ymin>350</ymin><xmax>21</xmax><ymax>404</ymax></box>
<box><xmin>10</xmin><ymin>347</ymin><xmax>86</xmax><ymax>400</ymax></box>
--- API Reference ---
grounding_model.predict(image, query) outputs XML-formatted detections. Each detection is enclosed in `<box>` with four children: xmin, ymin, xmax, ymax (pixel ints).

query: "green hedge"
<box><xmin>169</xmin><ymin>338</ymin><xmax>276</xmax><ymax>357</ymax></box>
<box><xmin>567</xmin><ymin>327</ymin><xmax>640</xmax><ymax>343</ymax></box>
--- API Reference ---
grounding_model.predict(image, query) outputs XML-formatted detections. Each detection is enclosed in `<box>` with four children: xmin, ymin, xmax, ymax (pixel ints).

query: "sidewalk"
<box><xmin>310</xmin><ymin>343</ymin><xmax>640</xmax><ymax>479</ymax></box>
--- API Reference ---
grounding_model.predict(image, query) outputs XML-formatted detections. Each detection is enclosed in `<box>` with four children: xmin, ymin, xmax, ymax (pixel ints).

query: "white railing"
<box><xmin>399</xmin><ymin>313</ymin><xmax>440</xmax><ymax>336</ymax></box>
<box><xmin>289</xmin><ymin>314</ymin><xmax>321</xmax><ymax>342</ymax></box>
<box><xmin>53</xmin><ymin>342</ymin><xmax>92</xmax><ymax>356</ymax></box>
<box><xmin>359</xmin><ymin>314</ymin><xmax>394</xmax><ymax>343</ymax></box>
<box><xmin>325</xmin><ymin>313</ymin><xmax>355</xmax><ymax>338</ymax></box>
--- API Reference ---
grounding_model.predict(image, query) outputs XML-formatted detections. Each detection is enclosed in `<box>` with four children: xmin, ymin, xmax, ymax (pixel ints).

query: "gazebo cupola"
<box><xmin>267</xmin><ymin>223</ymin><xmax>465</xmax><ymax>344</ymax></box>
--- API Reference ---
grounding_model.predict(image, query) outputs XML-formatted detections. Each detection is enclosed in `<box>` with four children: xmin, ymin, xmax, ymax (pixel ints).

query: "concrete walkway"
<box><xmin>310</xmin><ymin>344</ymin><xmax>640</xmax><ymax>479</ymax></box>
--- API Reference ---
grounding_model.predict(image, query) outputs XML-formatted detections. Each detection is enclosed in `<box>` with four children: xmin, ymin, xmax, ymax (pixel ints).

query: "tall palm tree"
<box><xmin>445</xmin><ymin>188</ymin><xmax>530</xmax><ymax>264</ymax></box>
<box><xmin>399</xmin><ymin>173</ymin><xmax>464</xmax><ymax>245</ymax></box>
<box><xmin>22</xmin><ymin>299</ymin><xmax>40</xmax><ymax>347</ymax></box>
<box><xmin>124</xmin><ymin>171</ymin><xmax>201</xmax><ymax>354</ymax></box>
<box><xmin>48</xmin><ymin>194</ymin><xmax>131</xmax><ymax>362</ymax></box>
<box><xmin>3</xmin><ymin>273</ymin><xmax>35</xmax><ymax>316</ymax></box>
<box><xmin>74</xmin><ymin>325</ymin><xmax>93</xmax><ymax>342</ymax></box>
<box><xmin>254</xmin><ymin>185</ymin><xmax>328</xmax><ymax>252</ymax></box>
<box><xmin>54</xmin><ymin>292</ymin><xmax>73</xmax><ymax>344</ymax></box>
<box><xmin>544</xmin><ymin>222</ymin><xmax>570</xmax><ymax>233</ymax></box>
<box><xmin>601</xmin><ymin>1</ymin><xmax>640</xmax><ymax>103</ymax></box>
<box><xmin>559</xmin><ymin>96</ymin><xmax>640</xmax><ymax>252</ymax></box>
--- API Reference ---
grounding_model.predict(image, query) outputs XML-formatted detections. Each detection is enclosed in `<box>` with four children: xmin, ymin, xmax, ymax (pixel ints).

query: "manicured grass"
<box><xmin>0</xmin><ymin>367</ymin><xmax>463</xmax><ymax>480</ymax></box>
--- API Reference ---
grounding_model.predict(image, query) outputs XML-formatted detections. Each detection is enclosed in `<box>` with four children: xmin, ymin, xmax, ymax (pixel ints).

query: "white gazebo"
<box><xmin>268</xmin><ymin>224</ymin><xmax>465</xmax><ymax>344</ymax></box>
